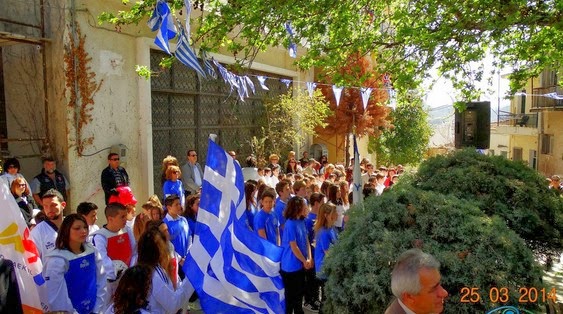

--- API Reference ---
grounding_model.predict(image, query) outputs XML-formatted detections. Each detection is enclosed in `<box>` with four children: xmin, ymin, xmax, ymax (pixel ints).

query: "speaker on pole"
<box><xmin>455</xmin><ymin>101</ymin><xmax>490</xmax><ymax>149</ymax></box>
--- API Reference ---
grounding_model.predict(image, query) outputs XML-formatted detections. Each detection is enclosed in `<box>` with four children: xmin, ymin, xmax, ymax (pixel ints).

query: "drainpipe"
<box><xmin>40</xmin><ymin>0</ymin><xmax>50</xmax><ymax>151</ymax></box>
<box><xmin>69</xmin><ymin>0</ymin><xmax>81</xmax><ymax>156</ymax></box>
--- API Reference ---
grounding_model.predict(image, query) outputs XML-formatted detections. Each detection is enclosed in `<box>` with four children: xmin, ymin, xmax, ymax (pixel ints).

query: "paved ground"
<box><xmin>544</xmin><ymin>252</ymin><xmax>563</xmax><ymax>308</ymax></box>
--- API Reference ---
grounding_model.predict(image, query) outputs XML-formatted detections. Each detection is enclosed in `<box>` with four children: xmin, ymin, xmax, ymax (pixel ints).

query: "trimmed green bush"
<box><xmin>412</xmin><ymin>149</ymin><xmax>563</xmax><ymax>256</ymax></box>
<box><xmin>323</xmin><ymin>185</ymin><xmax>544</xmax><ymax>313</ymax></box>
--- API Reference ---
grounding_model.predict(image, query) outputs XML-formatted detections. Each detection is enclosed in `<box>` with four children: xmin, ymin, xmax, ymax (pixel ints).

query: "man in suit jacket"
<box><xmin>385</xmin><ymin>249</ymin><xmax>448</xmax><ymax>314</ymax></box>
<box><xmin>182</xmin><ymin>149</ymin><xmax>204</xmax><ymax>195</ymax></box>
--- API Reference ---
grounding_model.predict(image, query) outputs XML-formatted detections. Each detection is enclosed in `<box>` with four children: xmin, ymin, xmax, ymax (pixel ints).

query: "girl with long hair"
<box><xmin>313</xmin><ymin>203</ymin><xmax>338</xmax><ymax>310</ymax></box>
<box><xmin>281</xmin><ymin>196</ymin><xmax>312</xmax><ymax>314</ymax></box>
<box><xmin>137</xmin><ymin>227</ymin><xmax>193</xmax><ymax>313</ymax></box>
<box><xmin>107</xmin><ymin>264</ymin><xmax>152</xmax><ymax>314</ymax></box>
<box><xmin>244</xmin><ymin>181</ymin><xmax>258</xmax><ymax>231</ymax></box>
<box><xmin>327</xmin><ymin>184</ymin><xmax>345</xmax><ymax>232</ymax></box>
<box><xmin>43</xmin><ymin>214</ymin><xmax>107</xmax><ymax>313</ymax></box>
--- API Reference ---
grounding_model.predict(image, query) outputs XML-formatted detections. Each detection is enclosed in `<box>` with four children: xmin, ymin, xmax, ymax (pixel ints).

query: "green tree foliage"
<box><xmin>99</xmin><ymin>0</ymin><xmax>562</xmax><ymax>98</ymax></box>
<box><xmin>249</xmin><ymin>89</ymin><xmax>331</xmax><ymax>166</ymax></box>
<box><xmin>412</xmin><ymin>149</ymin><xmax>563</xmax><ymax>257</ymax></box>
<box><xmin>323</xmin><ymin>184</ymin><xmax>544</xmax><ymax>313</ymax></box>
<box><xmin>369</xmin><ymin>90</ymin><xmax>432</xmax><ymax>166</ymax></box>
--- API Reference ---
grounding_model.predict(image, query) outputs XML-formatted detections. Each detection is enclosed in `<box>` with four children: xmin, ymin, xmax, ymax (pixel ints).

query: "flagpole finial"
<box><xmin>209</xmin><ymin>134</ymin><xmax>218</xmax><ymax>142</ymax></box>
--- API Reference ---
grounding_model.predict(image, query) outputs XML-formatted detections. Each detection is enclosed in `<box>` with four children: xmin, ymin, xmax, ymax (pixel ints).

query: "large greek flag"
<box><xmin>185</xmin><ymin>138</ymin><xmax>285</xmax><ymax>313</ymax></box>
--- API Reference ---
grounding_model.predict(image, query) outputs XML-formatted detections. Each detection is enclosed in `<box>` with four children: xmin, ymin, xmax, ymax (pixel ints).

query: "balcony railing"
<box><xmin>497</xmin><ymin>112</ymin><xmax>538</xmax><ymax>128</ymax></box>
<box><xmin>532</xmin><ymin>86</ymin><xmax>563</xmax><ymax>109</ymax></box>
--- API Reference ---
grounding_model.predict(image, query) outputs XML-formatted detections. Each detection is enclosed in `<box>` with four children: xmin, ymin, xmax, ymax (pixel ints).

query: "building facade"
<box><xmin>0</xmin><ymin>0</ymin><xmax>313</xmax><ymax>211</ymax></box>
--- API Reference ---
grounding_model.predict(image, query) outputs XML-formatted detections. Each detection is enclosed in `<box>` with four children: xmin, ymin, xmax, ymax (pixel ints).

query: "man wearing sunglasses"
<box><xmin>181</xmin><ymin>149</ymin><xmax>203</xmax><ymax>196</ymax></box>
<box><xmin>101</xmin><ymin>153</ymin><xmax>130</xmax><ymax>204</ymax></box>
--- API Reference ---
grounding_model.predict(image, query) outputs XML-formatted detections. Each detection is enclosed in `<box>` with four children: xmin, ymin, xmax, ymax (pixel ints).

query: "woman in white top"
<box><xmin>43</xmin><ymin>214</ymin><xmax>107</xmax><ymax>314</ymax></box>
<box><xmin>136</xmin><ymin>227</ymin><xmax>194</xmax><ymax>314</ymax></box>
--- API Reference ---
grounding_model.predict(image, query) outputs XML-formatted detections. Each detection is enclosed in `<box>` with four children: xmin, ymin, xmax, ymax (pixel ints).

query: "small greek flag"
<box><xmin>352</xmin><ymin>135</ymin><xmax>363</xmax><ymax>204</ymax></box>
<box><xmin>147</xmin><ymin>0</ymin><xmax>177</xmax><ymax>55</ymax></box>
<box><xmin>257</xmin><ymin>76</ymin><xmax>269</xmax><ymax>90</ymax></box>
<box><xmin>185</xmin><ymin>137</ymin><xmax>285</xmax><ymax>313</ymax></box>
<box><xmin>284</xmin><ymin>22</ymin><xmax>297</xmax><ymax>58</ymax></box>
<box><xmin>175</xmin><ymin>27</ymin><xmax>206</xmax><ymax>78</ymax></box>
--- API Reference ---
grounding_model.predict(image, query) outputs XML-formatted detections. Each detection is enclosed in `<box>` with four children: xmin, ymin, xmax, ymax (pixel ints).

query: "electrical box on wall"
<box><xmin>110</xmin><ymin>144</ymin><xmax>128</xmax><ymax>166</ymax></box>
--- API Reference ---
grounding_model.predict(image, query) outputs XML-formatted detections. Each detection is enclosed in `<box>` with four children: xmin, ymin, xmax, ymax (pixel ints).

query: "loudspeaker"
<box><xmin>455</xmin><ymin>101</ymin><xmax>490</xmax><ymax>149</ymax></box>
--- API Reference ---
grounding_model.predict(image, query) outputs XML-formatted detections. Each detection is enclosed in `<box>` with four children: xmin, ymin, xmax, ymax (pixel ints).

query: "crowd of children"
<box><xmin>16</xmin><ymin>151</ymin><xmax>403</xmax><ymax>314</ymax></box>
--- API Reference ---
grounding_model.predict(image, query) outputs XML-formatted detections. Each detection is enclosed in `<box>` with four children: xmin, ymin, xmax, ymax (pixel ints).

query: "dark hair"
<box><xmin>137</xmin><ymin>227</ymin><xmax>169</xmax><ymax>269</ymax></box>
<box><xmin>309</xmin><ymin>192</ymin><xmax>325</xmax><ymax>206</ymax></box>
<box><xmin>184</xmin><ymin>194</ymin><xmax>200</xmax><ymax>220</ymax></box>
<box><xmin>33</xmin><ymin>211</ymin><xmax>47</xmax><ymax>225</ymax></box>
<box><xmin>2</xmin><ymin>158</ymin><xmax>20</xmax><ymax>172</ymax></box>
<box><xmin>76</xmin><ymin>202</ymin><xmax>98</xmax><ymax>216</ymax></box>
<box><xmin>105</xmin><ymin>202</ymin><xmax>126</xmax><ymax>218</ymax></box>
<box><xmin>41</xmin><ymin>188</ymin><xmax>65</xmax><ymax>202</ymax></box>
<box><xmin>164</xmin><ymin>194</ymin><xmax>180</xmax><ymax>208</ymax></box>
<box><xmin>55</xmin><ymin>214</ymin><xmax>87</xmax><ymax>250</ymax></box>
<box><xmin>260</xmin><ymin>188</ymin><xmax>276</xmax><ymax>202</ymax></box>
<box><xmin>275</xmin><ymin>180</ymin><xmax>290</xmax><ymax>195</ymax></box>
<box><xmin>112</xmin><ymin>264</ymin><xmax>153</xmax><ymax>314</ymax></box>
<box><xmin>244</xmin><ymin>181</ymin><xmax>257</xmax><ymax>211</ymax></box>
<box><xmin>283</xmin><ymin>196</ymin><xmax>306</xmax><ymax>220</ymax></box>
<box><xmin>186</xmin><ymin>149</ymin><xmax>196</xmax><ymax>156</ymax></box>
<box><xmin>320</xmin><ymin>181</ymin><xmax>332</xmax><ymax>195</ymax></box>
<box><xmin>108</xmin><ymin>153</ymin><xmax>119</xmax><ymax>160</ymax></box>
<box><xmin>145</xmin><ymin>219</ymin><xmax>165</xmax><ymax>232</ymax></box>
<box><xmin>328</xmin><ymin>184</ymin><xmax>342</xmax><ymax>205</ymax></box>
<box><xmin>245</xmin><ymin>155</ymin><xmax>257</xmax><ymax>167</ymax></box>
<box><xmin>42</xmin><ymin>156</ymin><xmax>56</xmax><ymax>163</ymax></box>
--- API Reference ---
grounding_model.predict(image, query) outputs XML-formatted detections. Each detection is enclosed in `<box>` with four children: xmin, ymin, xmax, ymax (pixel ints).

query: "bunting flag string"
<box><xmin>257</xmin><ymin>76</ymin><xmax>269</xmax><ymax>90</ymax></box>
<box><xmin>175</xmin><ymin>25</ymin><xmax>206</xmax><ymax>78</ymax></box>
<box><xmin>280</xmin><ymin>79</ymin><xmax>292</xmax><ymax>89</ymax></box>
<box><xmin>306</xmin><ymin>82</ymin><xmax>317</xmax><ymax>98</ymax></box>
<box><xmin>183</xmin><ymin>0</ymin><xmax>192</xmax><ymax>39</ymax></box>
<box><xmin>200</xmin><ymin>50</ymin><xmax>217</xmax><ymax>79</ymax></box>
<box><xmin>332</xmin><ymin>85</ymin><xmax>344</xmax><ymax>107</ymax></box>
<box><xmin>147</xmin><ymin>0</ymin><xmax>177</xmax><ymax>55</ymax></box>
<box><xmin>145</xmin><ymin>2</ymin><xmax>559</xmax><ymax>107</ymax></box>
<box><xmin>284</xmin><ymin>22</ymin><xmax>297</xmax><ymax>58</ymax></box>
<box><xmin>360</xmin><ymin>87</ymin><xmax>372</xmax><ymax>110</ymax></box>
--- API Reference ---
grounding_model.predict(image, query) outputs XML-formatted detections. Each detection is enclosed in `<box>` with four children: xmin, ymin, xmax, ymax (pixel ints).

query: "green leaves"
<box><xmin>98</xmin><ymin>0</ymin><xmax>562</xmax><ymax>98</ymax></box>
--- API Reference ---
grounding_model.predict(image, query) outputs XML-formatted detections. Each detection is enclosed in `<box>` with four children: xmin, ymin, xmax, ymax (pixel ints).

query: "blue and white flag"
<box><xmin>257</xmin><ymin>76</ymin><xmax>269</xmax><ymax>90</ymax></box>
<box><xmin>201</xmin><ymin>51</ymin><xmax>217</xmax><ymax>79</ymax></box>
<box><xmin>147</xmin><ymin>0</ymin><xmax>177</xmax><ymax>55</ymax></box>
<box><xmin>352</xmin><ymin>135</ymin><xmax>363</xmax><ymax>205</ymax></box>
<box><xmin>183</xmin><ymin>0</ymin><xmax>192</xmax><ymax>39</ymax></box>
<box><xmin>333</xmin><ymin>85</ymin><xmax>344</xmax><ymax>107</ymax></box>
<box><xmin>306</xmin><ymin>82</ymin><xmax>317</xmax><ymax>98</ymax></box>
<box><xmin>360</xmin><ymin>87</ymin><xmax>372</xmax><ymax>110</ymax></box>
<box><xmin>245</xmin><ymin>76</ymin><xmax>256</xmax><ymax>95</ymax></box>
<box><xmin>284</xmin><ymin>22</ymin><xmax>297</xmax><ymax>58</ymax></box>
<box><xmin>280</xmin><ymin>79</ymin><xmax>291</xmax><ymax>89</ymax></box>
<box><xmin>185</xmin><ymin>137</ymin><xmax>285</xmax><ymax>314</ymax></box>
<box><xmin>175</xmin><ymin>27</ymin><xmax>206</xmax><ymax>78</ymax></box>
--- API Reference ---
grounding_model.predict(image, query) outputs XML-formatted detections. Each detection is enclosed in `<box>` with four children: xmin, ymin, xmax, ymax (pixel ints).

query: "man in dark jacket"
<box><xmin>101</xmin><ymin>153</ymin><xmax>130</xmax><ymax>204</ymax></box>
<box><xmin>31</xmin><ymin>157</ymin><xmax>70</xmax><ymax>212</ymax></box>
